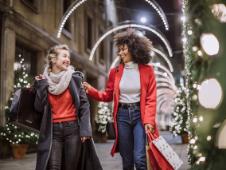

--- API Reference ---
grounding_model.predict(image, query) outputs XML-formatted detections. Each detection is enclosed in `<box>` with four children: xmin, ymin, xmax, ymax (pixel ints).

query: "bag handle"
<box><xmin>147</xmin><ymin>132</ymin><xmax>158</xmax><ymax>142</ymax></box>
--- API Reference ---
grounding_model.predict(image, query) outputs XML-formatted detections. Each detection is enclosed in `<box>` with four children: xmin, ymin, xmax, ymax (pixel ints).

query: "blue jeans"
<box><xmin>117</xmin><ymin>105</ymin><xmax>147</xmax><ymax>170</ymax></box>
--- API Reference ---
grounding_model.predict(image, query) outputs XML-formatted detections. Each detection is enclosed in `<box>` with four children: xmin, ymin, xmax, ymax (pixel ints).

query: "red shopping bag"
<box><xmin>147</xmin><ymin>133</ymin><xmax>174</xmax><ymax>170</ymax></box>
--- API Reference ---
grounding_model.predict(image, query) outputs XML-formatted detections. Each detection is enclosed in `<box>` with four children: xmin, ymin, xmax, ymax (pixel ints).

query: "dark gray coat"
<box><xmin>34</xmin><ymin>72</ymin><xmax>92</xmax><ymax>170</ymax></box>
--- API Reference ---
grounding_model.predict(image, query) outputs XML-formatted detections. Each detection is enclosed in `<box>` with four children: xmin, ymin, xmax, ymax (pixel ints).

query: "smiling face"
<box><xmin>51</xmin><ymin>48</ymin><xmax>70</xmax><ymax>73</ymax></box>
<box><xmin>117</xmin><ymin>44</ymin><xmax>133</xmax><ymax>64</ymax></box>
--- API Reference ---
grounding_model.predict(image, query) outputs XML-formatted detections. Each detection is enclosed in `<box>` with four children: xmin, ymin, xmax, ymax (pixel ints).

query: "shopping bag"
<box><xmin>77</xmin><ymin>139</ymin><xmax>103</xmax><ymax>170</ymax></box>
<box><xmin>9</xmin><ymin>88</ymin><xmax>42</xmax><ymax>132</ymax></box>
<box><xmin>106</xmin><ymin>121</ymin><xmax>115</xmax><ymax>139</ymax></box>
<box><xmin>146</xmin><ymin>143</ymin><xmax>152</xmax><ymax>170</ymax></box>
<box><xmin>147</xmin><ymin>133</ymin><xmax>183</xmax><ymax>170</ymax></box>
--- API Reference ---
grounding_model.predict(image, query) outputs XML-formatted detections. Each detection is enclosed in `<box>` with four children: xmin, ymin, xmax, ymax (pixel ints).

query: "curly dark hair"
<box><xmin>114</xmin><ymin>28</ymin><xmax>153</xmax><ymax>64</ymax></box>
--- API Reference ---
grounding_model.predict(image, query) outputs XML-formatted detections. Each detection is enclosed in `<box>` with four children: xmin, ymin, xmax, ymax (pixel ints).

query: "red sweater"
<box><xmin>48</xmin><ymin>88</ymin><xmax>77</xmax><ymax>123</ymax></box>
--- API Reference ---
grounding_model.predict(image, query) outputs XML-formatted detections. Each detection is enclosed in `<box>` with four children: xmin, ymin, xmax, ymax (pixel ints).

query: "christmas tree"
<box><xmin>183</xmin><ymin>0</ymin><xmax>226</xmax><ymax>169</ymax></box>
<box><xmin>0</xmin><ymin>54</ymin><xmax>39</xmax><ymax>145</ymax></box>
<box><xmin>171</xmin><ymin>86</ymin><xmax>188</xmax><ymax>136</ymax></box>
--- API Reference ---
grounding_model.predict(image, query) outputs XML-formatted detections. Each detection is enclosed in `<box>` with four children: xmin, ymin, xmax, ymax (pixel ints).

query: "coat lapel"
<box><xmin>114</xmin><ymin>64</ymin><xmax>124</xmax><ymax>97</ymax></box>
<box><xmin>69</xmin><ymin>78</ymin><xmax>80</xmax><ymax>111</ymax></box>
<box><xmin>139</xmin><ymin>64</ymin><xmax>147</xmax><ymax>96</ymax></box>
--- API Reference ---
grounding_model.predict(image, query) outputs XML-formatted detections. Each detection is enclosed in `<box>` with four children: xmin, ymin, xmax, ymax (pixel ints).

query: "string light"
<box><xmin>155</xmin><ymin>71</ymin><xmax>175</xmax><ymax>85</ymax></box>
<box><xmin>57</xmin><ymin>0</ymin><xmax>88</xmax><ymax>38</ymax></box>
<box><xmin>89</xmin><ymin>23</ymin><xmax>173</xmax><ymax>61</ymax></box>
<box><xmin>144</xmin><ymin>0</ymin><xmax>169</xmax><ymax>30</ymax></box>
<box><xmin>57</xmin><ymin>0</ymin><xmax>170</xmax><ymax>38</ymax></box>
<box><xmin>151</xmin><ymin>48</ymin><xmax>174</xmax><ymax>72</ymax></box>
<box><xmin>151</xmin><ymin>63</ymin><xmax>175</xmax><ymax>83</ymax></box>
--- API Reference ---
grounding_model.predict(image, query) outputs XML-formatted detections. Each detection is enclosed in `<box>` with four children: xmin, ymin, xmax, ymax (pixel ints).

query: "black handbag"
<box><xmin>77</xmin><ymin>139</ymin><xmax>103</xmax><ymax>170</ymax></box>
<box><xmin>106</xmin><ymin>122</ymin><xmax>116</xmax><ymax>139</ymax></box>
<box><xmin>9</xmin><ymin>88</ymin><xmax>42</xmax><ymax>133</ymax></box>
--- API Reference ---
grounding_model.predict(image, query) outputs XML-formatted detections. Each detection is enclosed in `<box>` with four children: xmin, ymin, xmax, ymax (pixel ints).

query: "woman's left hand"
<box><xmin>80</xmin><ymin>136</ymin><xmax>91</xmax><ymax>143</ymax></box>
<box><xmin>145</xmin><ymin>124</ymin><xmax>155</xmax><ymax>134</ymax></box>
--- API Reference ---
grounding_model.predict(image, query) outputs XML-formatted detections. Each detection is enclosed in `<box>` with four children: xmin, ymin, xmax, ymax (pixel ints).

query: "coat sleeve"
<box><xmin>33</xmin><ymin>79</ymin><xmax>48</xmax><ymax>113</ymax></box>
<box><xmin>87</xmin><ymin>68</ymin><xmax>115</xmax><ymax>102</ymax></box>
<box><xmin>77</xmin><ymin>77</ymin><xmax>92</xmax><ymax>137</ymax></box>
<box><xmin>143</xmin><ymin>66</ymin><xmax>157</xmax><ymax>126</ymax></box>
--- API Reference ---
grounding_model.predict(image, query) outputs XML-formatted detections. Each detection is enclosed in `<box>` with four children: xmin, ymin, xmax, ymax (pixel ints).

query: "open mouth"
<box><xmin>63</xmin><ymin>62</ymin><xmax>69</xmax><ymax>66</ymax></box>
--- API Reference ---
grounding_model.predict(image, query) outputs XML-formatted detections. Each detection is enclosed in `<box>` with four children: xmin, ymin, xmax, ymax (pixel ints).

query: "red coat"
<box><xmin>87</xmin><ymin>64</ymin><xmax>159</xmax><ymax>156</ymax></box>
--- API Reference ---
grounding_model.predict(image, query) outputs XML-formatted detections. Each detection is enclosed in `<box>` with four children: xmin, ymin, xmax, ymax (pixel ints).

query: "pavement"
<box><xmin>0</xmin><ymin>131</ymin><xmax>190</xmax><ymax>170</ymax></box>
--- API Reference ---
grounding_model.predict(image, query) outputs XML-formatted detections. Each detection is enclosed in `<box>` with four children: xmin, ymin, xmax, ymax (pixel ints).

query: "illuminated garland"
<box><xmin>57</xmin><ymin>0</ymin><xmax>169</xmax><ymax>37</ymax></box>
<box><xmin>89</xmin><ymin>23</ymin><xmax>173</xmax><ymax>61</ymax></box>
<box><xmin>0</xmin><ymin>54</ymin><xmax>39</xmax><ymax>145</ymax></box>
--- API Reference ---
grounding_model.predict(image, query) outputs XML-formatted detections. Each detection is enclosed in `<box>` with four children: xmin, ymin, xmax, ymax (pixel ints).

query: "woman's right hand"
<box><xmin>83</xmin><ymin>82</ymin><xmax>92</xmax><ymax>93</ymax></box>
<box><xmin>35</xmin><ymin>74</ymin><xmax>46</xmax><ymax>81</ymax></box>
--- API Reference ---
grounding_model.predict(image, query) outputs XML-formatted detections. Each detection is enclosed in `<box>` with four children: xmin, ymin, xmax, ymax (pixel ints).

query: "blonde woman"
<box><xmin>34</xmin><ymin>44</ymin><xmax>93</xmax><ymax>170</ymax></box>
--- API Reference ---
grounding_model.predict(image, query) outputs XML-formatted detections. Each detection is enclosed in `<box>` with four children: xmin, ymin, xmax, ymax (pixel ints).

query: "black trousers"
<box><xmin>48</xmin><ymin>120</ymin><xmax>81</xmax><ymax>170</ymax></box>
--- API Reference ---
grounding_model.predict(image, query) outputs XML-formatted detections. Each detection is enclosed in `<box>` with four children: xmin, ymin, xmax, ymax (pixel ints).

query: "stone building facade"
<box><xmin>0</xmin><ymin>0</ymin><xmax>114</xmax><ymax>126</ymax></box>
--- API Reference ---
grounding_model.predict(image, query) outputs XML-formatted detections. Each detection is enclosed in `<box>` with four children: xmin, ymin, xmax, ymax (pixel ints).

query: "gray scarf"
<box><xmin>43</xmin><ymin>65</ymin><xmax>75</xmax><ymax>95</ymax></box>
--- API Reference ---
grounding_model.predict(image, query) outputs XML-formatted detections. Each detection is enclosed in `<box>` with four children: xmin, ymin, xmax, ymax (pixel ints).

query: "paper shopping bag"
<box><xmin>147</xmin><ymin>133</ymin><xmax>183</xmax><ymax>170</ymax></box>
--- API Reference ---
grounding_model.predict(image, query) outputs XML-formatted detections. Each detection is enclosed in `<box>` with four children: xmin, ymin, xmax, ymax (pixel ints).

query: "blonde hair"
<box><xmin>47</xmin><ymin>44</ymin><xmax>70</xmax><ymax>71</ymax></box>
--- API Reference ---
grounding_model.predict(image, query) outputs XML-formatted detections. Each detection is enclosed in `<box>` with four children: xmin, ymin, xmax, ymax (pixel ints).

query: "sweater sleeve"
<box><xmin>87</xmin><ymin>68</ymin><xmax>116</xmax><ymax>102</ymax></box>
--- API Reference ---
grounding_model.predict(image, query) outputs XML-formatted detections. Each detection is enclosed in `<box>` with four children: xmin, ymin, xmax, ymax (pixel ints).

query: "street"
<box><xmin>0</xmin><ymin>131</ymin><xmax>190</xmax><ymax>170</ymax></box>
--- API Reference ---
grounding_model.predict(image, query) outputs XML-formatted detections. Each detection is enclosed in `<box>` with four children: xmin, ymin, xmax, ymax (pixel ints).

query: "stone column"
<box><xmin>0</xmin><ymin>26</ymin><xmax>16</xmax><ymax>126</ymax></box>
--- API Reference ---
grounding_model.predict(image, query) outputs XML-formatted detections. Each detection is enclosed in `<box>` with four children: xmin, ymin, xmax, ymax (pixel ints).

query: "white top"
<box><xmin>119</xmin><ymin>61</ymin><xmax>141</xmax><ymax>103</ymax></box>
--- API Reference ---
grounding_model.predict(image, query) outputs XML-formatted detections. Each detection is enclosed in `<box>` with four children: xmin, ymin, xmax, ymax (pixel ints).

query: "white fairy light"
<box><xmin>57</xmin><ymin>0</ymin><xmax>169</xmax><ymax>38</ymax></box>
<box><xmin>151</xmin><ymin>48</ymin><xmax>174</xmax><ymax>72</ymax></box>
<box><xmin>155</xmin><ymin>71</ymin><xmax>174</xmax><ymax>84</ymax></box>
<box><xmin>199</xmin><ymin>157</ymin><xmax>206</xmax><ymax>162</ymax></box>
<box><xmin>213</xmin><ymin>123</ymin><xmax>221</xmax><ymax>128</ymax></box>
<box><xmin>182</xmin><ymin>37</ymin><xmax>187</xmax><ymax>43</ymax></box>
<box><xmin>187</xmin><ymin>30</ymin><xmax>193</xmax><ymax>35</ymax></box>
<box><xmin>207</xmin><ymin>136</ymin><xmax>212</xmax><ymax>141</ymax></box>
<box><xmin>157</xmin><ymin>89</ymin><xmax>177</xmax><ymax>97</ymax></box>
<box><xmin>181</xmin><ymin>16</ymin><xmax>186</xmax><ymax>22</ymax></box>
<box><xmin>192</xmin><ymin>46</ymin><xmax>198</xmax><ymax>52</ymax></box>
<box><xmin>144</xmin><ymin>0</ymin><xmax>169</xmax><ymax>30</ymax></box>
<box><xmin>200</xmin><ymin>33</ymin><xmax>220</xmax><ymax>56</ymax></box>
<box><xmin>150</xmin><ymin>51</ymin><xmax>155</xmax><ymax>57</ymax></box>
<box><xmin>193</xmin><ymin>117</ymin><xmax>198</xmax><ymax>123</ymax></box>
<box><xmin>193</xmin><ymin>83</ymin><xmax>198</xmax><ymax>89</ymax></box>
<box><xmin>199</xmin><ymin>116</ymin><xmax>204</xmax><ymax>122</ymax></box>
<box><xmin>151</xmin><ymin>63</ymin><xmax>175</xmax><ymax>83</ymax></box>
<box><xmin>157</xmin><ymin>83</ymin><xmax>177</xmax><ymax>91</ymax></box>
<box><xmin>193</xmin><ymin>145</ymin><xmax>198</xmax><ymax>150</ymax></box>
<box><xmin>190</xmin><ymin>139</ymin><xmax>196</xmax><ymax>144</ymax></box>
<box><xmin>197</xmin><ymin>50</ymin><xmax>203</xmax><ymax>57</ymax></box>
<box><xmin>57</xmin><ymin>0</ymin><xmax>88</xmax><ymax>38</ymax></box>
<box><xmin>198</xmin><ymin>78</ymin><xmax>223</xmax><ymax>109</ymax></box>
<box><xmin>163</xmin><ymin>72</ymin><xmax>168</xmax><ymax>77</ymax></box>
<box><xmin>89</xmin><ymin>24</ymin><xmax>173</xmax><ymax>61</ymax></box>
<box><xmin>156</xmin><ymin>78</ymin><xmax>177</xmax><ymax>89</ymax></box>
<box><xmin>192</xmin><ymin>94</ymin><xmax>198</xmax><ymax>101</ymax></box>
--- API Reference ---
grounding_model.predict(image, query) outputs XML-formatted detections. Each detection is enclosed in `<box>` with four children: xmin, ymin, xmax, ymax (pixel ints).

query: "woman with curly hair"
<box><xmin>83</xmin><ymin>29</ymin><xmax>159</xmax><ymax>170</ymax></box>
